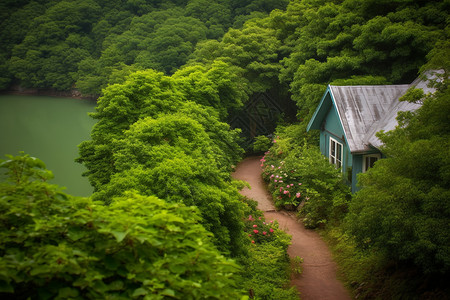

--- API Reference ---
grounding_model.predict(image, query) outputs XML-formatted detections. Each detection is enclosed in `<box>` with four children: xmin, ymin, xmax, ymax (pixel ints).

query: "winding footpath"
<box><xmin>232</xmin><ymin>156</ymin><xmax>352</xmax><ymax>300</ymax></box>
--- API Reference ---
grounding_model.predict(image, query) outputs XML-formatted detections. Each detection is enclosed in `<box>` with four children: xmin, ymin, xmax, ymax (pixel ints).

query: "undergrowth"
<box><xmin>321</xmin><ymin>227</ymin><xmax>450</xmax><ymax>300</ymax></box>
<box><xmin>238</xmin><ymin>198</ymin><xmax>299</xmax><ymax>300</ymax></box>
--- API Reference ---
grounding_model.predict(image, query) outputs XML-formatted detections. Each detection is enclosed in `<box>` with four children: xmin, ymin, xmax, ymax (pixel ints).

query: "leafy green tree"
<box><xmin>189</xmin><ymin>17</ymin><xmax>282</xmax><ymax>93</ymax></box>
<box><xmin>136</xmin><ymin>16</ymin><xmax>208</xmax><ymax>74</ymax></box>
<box><xmin>0</xmin><ymin>153</ymin><xmax>244</xmax><ymax>298</ymax></box>
<box><xmin>92</xmin><ymin>113</ymin><xmax>246</xmax><ymax>255</ymax></box>
<box><xmin>185</xmin><ymin>0</ymin><xmax>232</xmax><ymax>39</ymax></box>
<box><xmin>172</xmin><ymin>60</ymin><xmax>248</xmax><ymax>119</ymax></box>
<box><xmin>77</xmin><ymin>69</ymin><xmax>246</xmax><ymax>255</ymax></box>
<box><xmin>230</xmin><ymin>0</ymin><xmax>289</xmax><ymax>16</ymax></box>
<box><xmin>77</xmin><ymin>69</ymin><xmax>182</xmax><ymax>190</ymax></box>
<box><xmin>346</xmin><ymin>70</ymin><xmax>450</xmax><ymax>273</ymax></box>
<box><xmin>7</xmin><ymin>0</ymin><xmax>101</xmax><ymax>90</ymax></box>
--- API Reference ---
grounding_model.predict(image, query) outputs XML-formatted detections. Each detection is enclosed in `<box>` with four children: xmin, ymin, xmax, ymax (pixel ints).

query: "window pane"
<box><xmin>364</xmin><ymin>155</ymin><xmax>379</xmax><ymax>172</ymax></box>
<box><xmin>331</xmin><ymin>140</ymin><xmax>335</xmax><ymax>156</ymax></box>
<box><xmin>337</xmin><ymin>144</ymin><xmax>342</xmax><ymax>160</ymax></box>
<box><xmin>369</xmin><ymin>157</ymin><xmax>378</xmax><ymax>168</ymax></box>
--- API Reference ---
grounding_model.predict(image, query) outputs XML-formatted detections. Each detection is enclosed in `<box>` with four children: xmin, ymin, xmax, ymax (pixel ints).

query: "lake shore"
<box><xmin>1</xmin><ymin>85</ymin><xmax>98</xmax><ymax>101</ymax></box>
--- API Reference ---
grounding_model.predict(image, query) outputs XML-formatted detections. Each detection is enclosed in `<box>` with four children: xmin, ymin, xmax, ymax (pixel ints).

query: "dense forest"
<box><xmin>1</xmin><ymin>0</ymin><xmax>449</xmax><ymax>298</ymax></box>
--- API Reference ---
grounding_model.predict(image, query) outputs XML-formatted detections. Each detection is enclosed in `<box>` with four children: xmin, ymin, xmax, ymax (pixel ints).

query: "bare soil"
<box><xmin>232</xmin><ymin>156</ymin><xmax>352</xmax><ymax>300</ymax></box>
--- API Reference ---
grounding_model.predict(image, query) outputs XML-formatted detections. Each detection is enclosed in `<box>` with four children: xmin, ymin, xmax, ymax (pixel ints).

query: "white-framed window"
<box><xmin>329</xmin><ymin>137</ymin><xmax>343</xmax><ymax>168</ymax></box>
<box><xmin>363</xmin><ymin>154</ymin><xmax>381</xmax><ymax>172</ymax></box>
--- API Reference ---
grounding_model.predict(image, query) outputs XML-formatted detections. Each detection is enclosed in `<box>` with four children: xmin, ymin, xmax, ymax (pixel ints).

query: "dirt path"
<box><xmin>232</xmin><ymin>156</ymin><xmax>352</xmax><ymax>300</ymax></box>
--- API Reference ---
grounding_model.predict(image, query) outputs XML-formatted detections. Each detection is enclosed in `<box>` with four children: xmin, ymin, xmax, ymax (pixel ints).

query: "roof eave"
<box><xmin>306</xmin><ymin>86</ymin><xmax>331</xmax><ymax>131</ymax></box>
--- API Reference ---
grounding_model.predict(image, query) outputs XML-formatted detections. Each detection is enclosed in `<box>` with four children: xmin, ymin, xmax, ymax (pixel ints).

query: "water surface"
<box><xmin>0</xmin><ymin>95</ymin><xmax>96</xmax><ymax>196</ymax></box>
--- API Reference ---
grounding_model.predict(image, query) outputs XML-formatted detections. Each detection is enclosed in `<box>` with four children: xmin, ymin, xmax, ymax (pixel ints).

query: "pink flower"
<box><xmin>248</xmin><ymin>234</ymin><xmax>252</xmax><ymax>237</ymax></box>
<box><xmin>290</xmin><ymin>184</ymin><xmax>294</xmax><ymax>187</ymax></box>
<box><xmin>253</xmin><ymin>224</ymin><xmax>257</xmax><ymax>228</ymax></box>
<box><xmin>248</xmin><ymin>215</ymin><xmax>254</xmax><ymax>221</ymax></box>
<box><xmin>296</xmin><ymin>192</ymin><xmax>301</xmax><ymax>198</ymax></box>
<box><xmin>279</xmin><ymin>180</ymin><xmax>283</xmax><ymax>183</ymax></box>
<box><xmin>269</xmin><ymin>228</ymin><xmax>274</xmax><ymax>233</ymax></box>
<box><xmin>298</xmin><ymin>183</ymin><xmax>302</xmax><ymax>185</ymax></box>
<box><xmin>283</xmin><ymin>190</ymin><xmax>289</xmax><ymax>194</ymax></box>
<box><xmin>286</xmin><ymin>185</ymin><xmax>290</xmax><ymax>188</ymax></box>
<box><xmin>253</xmin><ymin>229</ymin><xmax>259</xmax><ymax>234</ymax></box>
<box><xmin>251</xmin><ymin>240</ymin><xmax>255</xmax><ymax>244</ymax></box>
<box><xmin>263</xmin><ymin>231</ymin><xmax>267</xmax><ymax>235</ymax></box>
<box><xmin>271</xmin><ymin>165</ymin><xmax>274</xmax><ymax>169</ymax></box>
<box><xmin>270</xmin><ymin>174</ymin><xmax>274</xmax><ymax>178</ymax></box>
<box><xmin>279</xmin><ymin>187</ymin><xmax>283</xmax><ymax>192</ymax></box>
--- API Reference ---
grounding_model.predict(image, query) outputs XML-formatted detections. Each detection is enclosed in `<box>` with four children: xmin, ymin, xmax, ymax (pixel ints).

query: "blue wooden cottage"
<box><xmin>306</xmin><ymin>74</ymin><xmax>436</xmax><ymax>192</ymax></box>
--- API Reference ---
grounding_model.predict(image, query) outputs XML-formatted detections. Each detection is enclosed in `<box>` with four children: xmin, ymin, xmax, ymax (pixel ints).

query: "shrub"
<box><xmin>261</xmin><ymin>132</ymin><xmax>351</xmax><ymax>228</ymax></box>
<box><xmin>0</xmin><ymin>153</ymin><xmax>244</xmax><ymax>299</ymax></box>
<box><xmin>252</xmin><ymin>135</ymin><xmax>272</xmax><ymax>153</ymax></box>
<box><xmin>238</xmin><ymin>198</ymin><xmax>298</xmax><ymax>300</ymax></box>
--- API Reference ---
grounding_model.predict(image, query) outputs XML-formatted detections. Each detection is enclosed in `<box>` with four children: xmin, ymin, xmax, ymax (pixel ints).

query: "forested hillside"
<box><xmin>0</xmin><ymin>0</ymin><xmax>288</xmax><ymax>94</ymax></box>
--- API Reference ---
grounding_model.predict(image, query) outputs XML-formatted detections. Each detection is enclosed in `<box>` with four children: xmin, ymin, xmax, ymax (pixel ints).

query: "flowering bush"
<box><xmin>244</xmin><ymin>214</ymin><xmax>278</xmax><ymax>244</ymax></box>
<box><xmin>238</xmin><ymin>198</ymin><xmax>297</xmax><ymax>299</ymax></box>
<box><xmin>260</xmin><ymin>151</ymin><xmax>305</xmax><ymax>209</ymax></box>
<box><xmin>260</xmin><ymin>125</ymin><xmax>351</xmax><ymax>228</ymax></box>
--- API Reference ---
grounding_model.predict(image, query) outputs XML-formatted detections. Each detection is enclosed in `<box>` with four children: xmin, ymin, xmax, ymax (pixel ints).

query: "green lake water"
<box><xmin>0</xmin><ymin>95</ymin><xmax>96</xmax><ymax>197</ymax></box>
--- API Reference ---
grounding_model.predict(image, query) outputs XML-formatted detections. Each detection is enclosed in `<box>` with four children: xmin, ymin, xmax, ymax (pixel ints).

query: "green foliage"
<box><xmin>189</xmin><ymin>17</ymin><xmax>283</xmax><ymax>94</ymax></box>
<box><xmin>291</xmin><ymin>256</ymin><xmax>304</xmax><ymax>275</ymax></box>
<box><xmin>77</xmin><ymin>69</ymin><xmax>181</xmax><ymax>190</ymax></box>
<box><xmin>346</xmin><ymin>72</ymin><xmax>450</xmax><ymax>274</ymax></box>
<box><xmin>77</xmin><ymin>68</ymin><xmax>246</xmax><ymax>255</ymax></box>
<box><xmin>238</xmin><ymin>199</ymin><xmax>298</xmax><ymax>300</ymax></box>
<box><xmin>172</xmin><ymin>60</ymin><xmax>248</xmax><ymax>119</ymax></box>
<box><xmin>0</xmin><ymin>153</ymin><xmax>244</xmax><ymax>299</ymax></box>
<box><xmin>244</xmin><ymin>214</ymin><xmax>280</xmax><ymax>245</ymax></box>
<box><xmin>92</xmin><ymin>113</ymin><xmax>246</xmax><ymax>255</ymax></box>
<box><xmin>323</xmin><ymin>225</ymin><xmax>450</xmax><ymax>300</ymax></box>
<box><xmin>278</xmin><ymin>0</ymin><xmax>447</xmax><ymax>121</ymax></box>
<box><xmin>330</xmin><ymin>75</ymin><xmax>390</xmax><ymax>86</ymax></box>
<box><xmin>261</xmin><ymin>125</ymin><xmax>351</xmax><ymax>228</ymax></box>
<box><xmin>1</xmin><ymin>0</ymin><xmax>289</xmax><ymax>95</ymax></box>
<box><xmin>252</xmin><ymin>135</ymin><xmax>272</xmax><ymax>153</ymax></box>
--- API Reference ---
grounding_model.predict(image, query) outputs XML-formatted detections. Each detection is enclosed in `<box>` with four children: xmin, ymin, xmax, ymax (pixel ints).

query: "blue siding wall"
<box><xmin>352</xmin><ymin>155</ymin><xmax>363</xmax><ymax>192</ymax></box>
<box><xmin>319</xmin><ymin>97</ymin><xmax>352</xmax><ymax>182</ymax></box>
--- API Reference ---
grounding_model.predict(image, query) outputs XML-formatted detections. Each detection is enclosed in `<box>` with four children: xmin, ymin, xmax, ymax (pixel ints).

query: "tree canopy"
<box><xmin>0</xmin><ymin>0</ymin><xmax>290</xmax><ymax>94</ymax></box>
<box><xmin>0</xmin><ymin>153</ymin><xmax>243</xmax><ymax>298</ymax></box>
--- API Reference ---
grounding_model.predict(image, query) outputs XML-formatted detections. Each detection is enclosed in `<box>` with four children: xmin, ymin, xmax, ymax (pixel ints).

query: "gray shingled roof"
<box><xmin>310</xmin><ymin>71</ymin><xmax>441</xmax><ymax>153</ymax></box>
<box><xmin>329</xmin><ymin>84</ymin><xmax>411</xmax><ymax>152</ymax></box>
